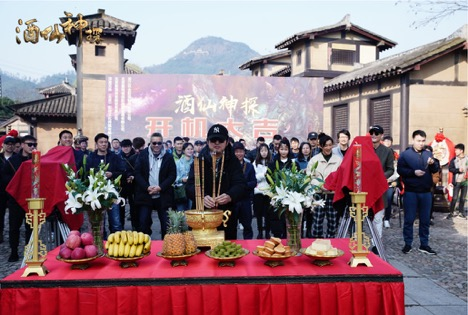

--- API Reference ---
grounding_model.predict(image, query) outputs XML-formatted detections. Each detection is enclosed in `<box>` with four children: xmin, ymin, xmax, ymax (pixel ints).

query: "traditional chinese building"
<box><xmin>7</xmin><ymin>9</ymin><xmax>140</xmax><ymax>150</ymax></box>
<box><xmin>239</xmin><ymin>15</ymin><xmax>468</xmax><ymax>152</ymax></box>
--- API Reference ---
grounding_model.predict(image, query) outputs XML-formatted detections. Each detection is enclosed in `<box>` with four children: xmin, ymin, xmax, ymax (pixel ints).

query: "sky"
<box><xmin>0</xmin><ymin>0</ymin><xmax>466</xmax><ymax>80</ymax></box>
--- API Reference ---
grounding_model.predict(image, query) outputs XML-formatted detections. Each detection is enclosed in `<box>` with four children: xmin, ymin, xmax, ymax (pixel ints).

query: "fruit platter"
<box><xmin>205</xmin><ymin>241</ymin><xmax>249</xmax><ymax>267</ymax></box>
<box><xmin>252</xmin><ymin>237</ymin><xmax>296</xmax><ymax>267</ymax></box>
<box><xmin>300</xmin><ymin>239</ymin><xmax>345</xmax><ymax>266</ymax></box>
<box><xmin>56</xmin><ymin>230</ymin><xmax>103</xmax><ymax>270</ymax></box>
<box><xmin>157</xmin><ymin>210</ymin><xmax>201</xmax><ymax>267</ymax></box>
<box><xmin>105</xmin><ymin>230</ymin><xmax>152</xmax><ymax>268</ymax></box>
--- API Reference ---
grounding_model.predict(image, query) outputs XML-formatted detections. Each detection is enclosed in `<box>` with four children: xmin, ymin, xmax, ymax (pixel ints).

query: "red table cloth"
<box><xmin>0</xmin><ymin>239</ymin><xmax>404</xmax><ymax>315</ymax></box>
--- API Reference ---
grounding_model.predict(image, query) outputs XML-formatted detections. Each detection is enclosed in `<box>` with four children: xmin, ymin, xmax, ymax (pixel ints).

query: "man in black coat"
<box><xmin>134</xmin><ymin>132</ymin><xmax>176</xmax><ymax>239</ymax></box>
<box><xmin>86</xmin><ymin>133</ymin><xmax>125</xmax><ymax>233</ymax></box>
<box><xmin>186</xmin><ymin>124</ymin><xmax>247</xmax><ymax>240</ymax></box>
<box><xmin>2</xmin><ymin>135</ymin><xmax>36</xmax><ymax>262</ymax></box>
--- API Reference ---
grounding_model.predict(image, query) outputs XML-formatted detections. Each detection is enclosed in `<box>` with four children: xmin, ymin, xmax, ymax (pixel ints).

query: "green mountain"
<box><xmin>144</xmin><ymin>36</ymin><xmax>259</xmax><ymax>75</ymax></box>
<box><xmin>1</xmin><ymin>36</ymin><xmax>259</xmax><ymax>102</ymax></box>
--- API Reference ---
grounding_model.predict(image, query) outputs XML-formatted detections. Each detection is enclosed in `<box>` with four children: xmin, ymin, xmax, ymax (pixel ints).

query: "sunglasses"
<box><xmin>369</xmin><ymin>131</ymin><xmax>381</xmax><ymax>136</ymax></box>
<box><xmin>151</xmin><ymin>141</ymin><xmax>163</xmax><ymax>146</ymax></box>
<box><xmin>25</xmin><ymin>143</ymin><xmax>38</xmax><ymax>147</ymax></box>
<box><xmin>209</xmin><ymin>137</ymin><xmax>225</xmax><ymax>143</ymax></box>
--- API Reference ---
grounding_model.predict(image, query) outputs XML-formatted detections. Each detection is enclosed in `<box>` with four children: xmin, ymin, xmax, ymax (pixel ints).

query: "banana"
<box><xmin>105</xmin><ymin>240</ymin><xmax>111</xmax><ymax>250</ymax></box>
<box><xmin>124</xmin><ymin>243</ymin><xmax>131</xmax><ymax>258</ymax></box>
<box><xmin>108</xmin><ymin>242</ymin><xmax>114</xmax><ymax>256</ymax></box>
<box><xmin>127</xmin><ymin>231</ymin><xmax>134</xmax><ymax>246</ymax></box>
<box><xmin>135</xmin><ymin>243</ymin><xmax>144</xmax><ymax>256</ymax></box>
<box><xmin>118</xmin><ymin>240</ymin><xmax>125</xmax><ymax>257</ymax></box>
<box><xmin>121</xmin><ymin>231</ymin><xmax>127</xmax><ymax>244</ymax></box>
<box><xmin>143</xmin><ymin>241</ymin><xmax>151</xmax><ymax>253</ymax></box>
<box><xmin>107</xmin><ymin>233</ymin><xmax>115</xmax><ymax>243</ymax></box>
<box><xmin>112</xmin><ymin>243</ymin><xmax>119</xmax><ymax>257</ymax></box>
<box><xmin>129</xmin><ymin>244</ymin><xmax>137</xmax><ymax>258</ymax></box>
<box><xmin>133</xmin><ymin>231</ymin><xmax>139</xmax><ymax>244</ymax></box>
<box><xmin>138</xmin><ymin>232</ymin><xmax>144</xmax><ymax>245</ymax></box>
<box><xmin>114</xmin><ymin>231</ymin><xmax>121</xmax><ymax>244</ymax></box>
<box><xmin>144</xmin><ymin>234</ymin><xmax>150</xmax><ymax>244</ymax></box>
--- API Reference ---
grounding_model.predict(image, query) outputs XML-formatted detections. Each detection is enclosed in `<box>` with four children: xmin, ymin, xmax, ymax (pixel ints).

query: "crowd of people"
<box><xmin>0</xmin><ymin>124</ymin><xmax>465</xmax><ymax>263</ymax></box>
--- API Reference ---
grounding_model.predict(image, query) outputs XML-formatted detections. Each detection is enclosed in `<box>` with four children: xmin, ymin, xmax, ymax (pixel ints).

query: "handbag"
<box><xmin>174</xmin><ymin>184</ymin><xmax>187</xmax><ymax>203</ymax></box>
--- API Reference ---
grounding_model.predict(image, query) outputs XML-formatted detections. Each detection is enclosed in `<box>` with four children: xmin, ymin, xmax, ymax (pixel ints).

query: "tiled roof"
<box><xmin>11</xmin><ymin>95</ymin><xmax>76</xmax><ymax>118</ymax></box>
<box><xmin>324</xmin><ymin>26</ymin><xmax>467</xmax><ymax>92</ymax></box>
<box><xmin>239</xmin><ymin>50</ymin><xmax>290</xmax><ymax>70</ymax></box>
<box><xmin>60</xmin><ymin>9</ymin><xmax>139</xmax><ymax>50</ymax></box>
<box><xmin>275</xmin><ymin>15</ymin><xmax>396</xmax><ymax>51</ymax></box>
<box><xmin>38</xmin><ymin>82</ymin><xmax>75</xmax><ymax>96</ymax></box>
<box><xmin>270</xmin><ymin>65</ymin><xmax>291</xmax><ymax>77</ymax></box>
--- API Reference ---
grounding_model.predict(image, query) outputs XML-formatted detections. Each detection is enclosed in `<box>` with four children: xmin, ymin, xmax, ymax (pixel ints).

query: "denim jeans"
<box><xmin>450</xmin><ymin>183</ymin><xmax>467</xmax><ymax>214</ymax></box>
<box><xmin>138</xmin><ymin>198</ymin><xmax>168</xmax><ymax>239</ymax></box>
<box><xmin>108</xmin><ymin>203</ymin><xmax>123</xmax><ymax>233</ymax></box>
<box><xmin>403</xmin><ymin>191</ymin><xmax>432</xmax><ymax>247</ymax></box>
<box><xmin>385</xmin><ymin>187</ymin><xmax>395</xmax><ymax>220</ymax></box>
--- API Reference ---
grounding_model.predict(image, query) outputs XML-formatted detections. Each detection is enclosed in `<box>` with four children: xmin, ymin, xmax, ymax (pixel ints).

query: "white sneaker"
<box><xmin>239</xmin><ymin>223</ymin><xmax>244</xmax><ymax>230</ymax></box>
<box><xmin>384</xmin><ymin>220</ymin><xmax>390</xmax><ymax>228</ymax></box>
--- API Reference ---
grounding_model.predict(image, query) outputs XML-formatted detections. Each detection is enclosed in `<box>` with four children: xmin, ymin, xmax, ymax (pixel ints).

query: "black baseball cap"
<box><xmin>207</xmin><ymin>124</ymin><xmax>229</xmax><ymax>141</ymax></box>
<box><xmin>194</xmin><ymin>140</ymin><xmax>203</xmax><ymax>145</ymax></box>
<box><xmin>369</xmin><ymin>125</ymin><xmax>384</xmax><ymax>134</ymax></box>
<box><xmin>3</xmin><ymin>136</ymin><xmax>15</xmax><ymax>144</ymax></box>
<box><xmin>308</xmin><ymin>132</ymin><xmax>318</xmax><ymax>140</ymax></box>
<box><xmin>232</xmin><ymin>142</ymin><xmax>245</xmax><ymax>151</ymax></box>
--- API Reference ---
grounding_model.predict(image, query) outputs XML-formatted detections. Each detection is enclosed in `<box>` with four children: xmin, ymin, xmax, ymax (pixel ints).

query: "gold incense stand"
<box><xmin>348</xmin><ymin>193</ymin><xmax>373</xmax><ymax>267</ymax></box>
<box><xmin>22</xmin><ymin>198</ymin><xmax>49</xmax><ymax>277</ymax></box>
<box><xmin>192</xmin><ymin>229</ymin><xmax>225</xmax><ymax>249</ymax></box>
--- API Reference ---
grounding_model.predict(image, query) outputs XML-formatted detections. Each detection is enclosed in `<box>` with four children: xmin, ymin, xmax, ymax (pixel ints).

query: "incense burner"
<box><xmin>185</xmin><ymin>209</ymin><xmax>231</xmax><ymax>249</ymax></box>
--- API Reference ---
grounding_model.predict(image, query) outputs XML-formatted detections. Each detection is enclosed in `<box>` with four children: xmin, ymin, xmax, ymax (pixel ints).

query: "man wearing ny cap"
<box><xmin>186</xmin><ymin>124</ymin><xmax>247</xmax><ymax>240</ymax></box>
<box><xmin>307</xmin><ymin>132</ymin><xmax>321</xmax><ymax>157</ymax></box>
<box><xmin>369</xmin><ymin>125</ymin><xmax>394</xmax><ymax>246</ymax></box>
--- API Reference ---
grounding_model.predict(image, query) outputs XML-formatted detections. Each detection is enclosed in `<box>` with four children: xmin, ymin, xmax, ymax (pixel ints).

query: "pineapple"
<box><xmin>180</xmin><ymin>213</ymin><xmax>198</xmax><ymax>254</ymax></box>
<box><xmin>163</xmin><ymin>210</ymin><xmax>185</xmax><ymax>256</ymax></box>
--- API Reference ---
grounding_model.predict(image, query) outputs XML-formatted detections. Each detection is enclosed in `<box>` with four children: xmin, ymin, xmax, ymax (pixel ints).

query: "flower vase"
<box><xmin>285</xmin><ymin>211</ymin><xmax>303</xmax><ymax>253</ymax></box>
<box><xmin>87</xmin><ymin>210</ymin><xmax>105</xmax><ymax>255</ymax></box>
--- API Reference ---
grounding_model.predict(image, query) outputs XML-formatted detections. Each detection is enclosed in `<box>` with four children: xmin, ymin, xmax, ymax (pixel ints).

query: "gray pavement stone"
<box><xmin>425</xmin><ymin>305</ymin><xmax>468</xmax><ymax>315</ymax></box>
<box><xmin>405</xmin><ymin>277</ymin><xmax>466</xmax><ymax>306</ymax></box>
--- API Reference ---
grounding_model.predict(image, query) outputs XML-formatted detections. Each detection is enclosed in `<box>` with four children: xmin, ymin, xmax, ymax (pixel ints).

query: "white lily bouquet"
<box><xmin>265</xmin><ymin>161</ymin><xmax>325</xmax><ymax>251</ymax></box>
<box><xmin>62</xmin><ymin>161</ymin><xmax>124</xmax><ymax>214</ymax></box>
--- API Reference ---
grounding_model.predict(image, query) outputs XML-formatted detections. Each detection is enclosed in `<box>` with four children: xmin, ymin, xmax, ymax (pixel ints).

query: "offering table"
<box><xmin>0</xmin><ymin>239</ymin><xmax>404</xmax><ymax>315</ymax></box>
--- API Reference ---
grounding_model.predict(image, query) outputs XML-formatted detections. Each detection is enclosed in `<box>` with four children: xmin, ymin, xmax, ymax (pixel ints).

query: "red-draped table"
<box><xmin>0</xmin><ymin>239</ymin><xmax>404</xmax><ymax>315</ymax></box>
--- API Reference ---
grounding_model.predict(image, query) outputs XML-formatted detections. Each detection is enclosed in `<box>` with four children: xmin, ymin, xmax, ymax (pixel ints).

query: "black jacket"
<box><xmin>1</xmin><ymin>150</ymin><xmax>30</xmax><ymax>196</ymax></box>
<box><xmin>86</xmin><ymin>150</ymin><xmax>125</xmax><ymax>181</ymax></box>
<box><xmin>397</xmin><ymin>147</ymin><xmax>440</xmax><ymax>193</ymax></box>
<box><xmin>133</xmin><ymin>147</ymin><xmax>176</xmax><ymax>209</ymax></box>
<box><xmin>186</xmin><ymin>144</ymin><xmax>247</xmax><ymax>210</ymax></box>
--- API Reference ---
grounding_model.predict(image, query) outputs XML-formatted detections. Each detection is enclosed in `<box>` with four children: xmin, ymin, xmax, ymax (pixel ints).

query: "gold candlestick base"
<box><xmin>22</xmin><ymin>198</ymin><xmax>48</xmax><ymax>277</ymax></box>
<box><xmin>22</xmin><ymin>260</ymin><xmax>49</xmax><ymax>277</ymax></box>
<box><xmin>348</xmin><ymin>192</ymin><xmax>372</xmax><ymax>268</ymax></box>
<box><xmin>348</xmin><ymin>250</ymin><xmax>373</xmax><ymax>267</ymax></box>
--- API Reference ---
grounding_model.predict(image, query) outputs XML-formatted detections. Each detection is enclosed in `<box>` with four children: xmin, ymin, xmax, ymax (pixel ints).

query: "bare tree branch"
<box><xmin>396</xmin><ymin>0</ymin><xmax>468</xmax><ymax>29</ymax></box>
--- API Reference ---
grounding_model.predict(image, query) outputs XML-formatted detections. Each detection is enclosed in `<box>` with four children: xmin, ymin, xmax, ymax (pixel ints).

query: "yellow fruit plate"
<box><xmin>205</xmin><ymin>248</ymin><xmax>249</xmax><ymax>267</ymax></box>
<box><xmin>299</xmin><ymin>248</ymin><xmax>345</xmax><ymax>266</ymax></box>
<box><xmin>56</xmin><ymin>253</ymin><xmax>104</xmax><ymax>270</ymax></box>
<box><xmin>156</xmin><ymin>249</ymin><xmax>201</xmax><ymax>267</ymax></box>
<box><xmin>252</xmin><ymin>250</ymin><xmax>297</xmax><ymax>268</ymax></box>
<box><xmin>106</xmin><ymin>251</ymin><xmax>151</xmax><ymax>268</ymax></box>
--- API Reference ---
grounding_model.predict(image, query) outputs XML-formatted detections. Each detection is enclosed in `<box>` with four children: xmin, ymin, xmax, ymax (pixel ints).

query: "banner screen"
<box><xmin>105</xmin><ymin>74</ymin><xmax>323</xmax><ymax>146</ymax></box>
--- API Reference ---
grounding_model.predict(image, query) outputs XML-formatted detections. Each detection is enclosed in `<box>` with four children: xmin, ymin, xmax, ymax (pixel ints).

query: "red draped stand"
<box><xmin>6</xmin><ymin>146</ymin><xmax>83</xmax><ymax>230</ymax></box>
<box><xmin>0</xmin><ymin>239</ymin><xmax>404</xmax><ymax>315</ymax></box>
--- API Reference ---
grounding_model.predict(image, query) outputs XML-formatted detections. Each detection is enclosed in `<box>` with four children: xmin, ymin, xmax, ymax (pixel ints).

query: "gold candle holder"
<box><xmin>21</xmin><ymin>198</ymin><xmax>49</xmax><ymax>277</ymax></box>
<box><xmin>348</xmin><ymin>192</ymin><xmax>373</xmax><ymax>267</ymax></box>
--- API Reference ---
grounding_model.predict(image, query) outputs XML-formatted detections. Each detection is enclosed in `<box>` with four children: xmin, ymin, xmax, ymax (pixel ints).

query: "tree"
<box><xmin>397</xmin><ymin>0</ymin><xmax>468</xmax><ymax>29</ymax></box>
<box><xmin>0</xmin><ymin>97</ymin><xmax>15</xmax><ymax>120</ymax></box>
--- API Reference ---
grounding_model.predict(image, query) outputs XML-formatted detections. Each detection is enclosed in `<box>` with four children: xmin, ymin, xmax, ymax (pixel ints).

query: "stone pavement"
<box><xmin>0</xmin><ymin>208</ymin><xmax>466</xmax><ymax>315</ymax></box>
